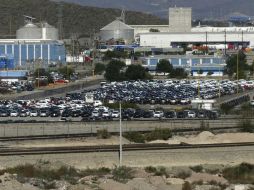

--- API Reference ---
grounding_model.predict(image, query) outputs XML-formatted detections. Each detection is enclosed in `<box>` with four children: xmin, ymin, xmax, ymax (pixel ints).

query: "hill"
<box><xmin>0</xmin><ymin>0</ymin><xmax>166</xmax><ymax>39</ymax></box>
<box><xmin>59</xmin><ymin>0</ymin><xmax>254</xmax><ymax>19</ymax></box>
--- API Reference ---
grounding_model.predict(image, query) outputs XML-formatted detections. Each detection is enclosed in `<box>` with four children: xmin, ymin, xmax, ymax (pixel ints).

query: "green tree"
<box><xmin>169</xmin><ymin>68</ymin><xmax>188</xmax><ymax>79</ymax></box>
<box><xmin>156</xmin><ymin>59</ymin><xmax>173</xmax><ymax>75</ymax></box>
<box><xmin>58</xmin><ymin>66</ymin><xmax>74</xmax><ymax>80</ymax></box>
<box><xmin>104</xmin><ymin>60</ymin><xmax>126</xmax><ymax>81</ymax></box>
<box><xmin>197</xmin><ymin>69</ymin><xmax>203</xmax><ymax>75</ymax></box>
<box><xmin>33</xmin><ymin>68</ymin><xmax>48</xmax><ymax>78</ymax></box>
<box><xmin>94</xmin><ymin>63</ymin><xmax>106</xmax><ymax>75</ymax></box>
<box><xmin>149</xmin><ymin>28</ymin><xmax>160</xmax><ymax>32</ymax></box>
<box><xmin>226</xmin><ymin>50</ymin><xmax>249</xmax><ymax>79</ymax></box>
<box><xmin>125</xmin><ymin>64</ymin><xmax>150</xmax><ymax>80</ymax></box>
<box><xmin>103</xmin><ymin>50</ymin><xmax>128</xmax><ymax>60</ymax></box>
<box><xmin>250</xmin><ymin>61</ymin><xmax>254</xmax><ymax>76</ymax></box>
<box><xmin>207</xmin><ymin>71</ymin><xmax>214</xmax><ymax>76</ymax></box>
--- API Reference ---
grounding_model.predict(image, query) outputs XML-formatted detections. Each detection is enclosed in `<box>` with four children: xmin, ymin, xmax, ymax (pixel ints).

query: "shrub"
<box><xmin>176</xmin><ymin>171</ymin><xmax>191</xmax><ymax>179</ymax></box>
<box><xmin>192</xmin><ymin>180</ymin><xmax>203</xmax><ymax>186</ymax></box>
<box><xmin>239</xmin><ymin>120</ymin><xmax>254</xmax><ymax>133</ymax></box>
<box><xmin>182</xmin><ymin>181</ymin><xmax>192</xmax><ymax>190</ymax></box>
<box><xmin>123</xmin><ymin>131</ymin><xmax>145</xmax><ymax>143</ymax></box>
<box><xmin>145</xmin><ymin>166</ymin><xmax>157</xmax><ymax>173</ymax></box>
<box><xmin>190</xmin><ymin>165</ymin><xmax>203</xmax><ymax>173</ymax></box>
<box><xmin>200</xmin><ymin>120</ymin><xmax>210</xmax><ymax>131</ymax></box>
<box><xmin>80</xmin><ymin>167</ymin><xmax>111</xmax><ymax>177</ymax></box>
<box><xmin>205</xmin><ymin>168</ymin><xmax>220</xmax><ymax>175</ymax></box>
<box><xmin>145</xmin><ymin>128</ymin><xmax>172</xmax><ymax>141</ymax></box>
<box><xmin>154</xmin><ymin>167</ymin><xmax>169</xmax><ymax>177</ymax></box>
<box><xmin>222</xmin><ymin>162</ymin><xmax>254</xmax><ymax>183</ymax></box>
<box><xmin>112</xmin><ymin>166</ymin><xmax>134</xmax><ymax>183</ymax></box>
<box><xmin>97</xmin><ymin>129</ymin><xmax>111</xmax><ymax>139</ymax></box>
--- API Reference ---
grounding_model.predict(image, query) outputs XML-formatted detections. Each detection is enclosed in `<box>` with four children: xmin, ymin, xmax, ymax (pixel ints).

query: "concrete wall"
<box><xmin>169</xmin><ymin>8</ymin><xmax>192</xmax><ymax>32</ymax></box>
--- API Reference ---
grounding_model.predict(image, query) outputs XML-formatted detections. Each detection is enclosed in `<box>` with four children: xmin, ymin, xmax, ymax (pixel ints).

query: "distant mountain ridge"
<box><xmin>57</xmin><ymin>0</ymin><xmax>254</xmax><ymax>19</ymax></box>
<box><xmin>0</xmin><ymin>0</ymin><xmax>166</xmax><ymax>39</ymax></box>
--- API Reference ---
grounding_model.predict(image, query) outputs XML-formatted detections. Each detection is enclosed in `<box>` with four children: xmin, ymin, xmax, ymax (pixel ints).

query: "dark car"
<box><xmin>176</xmin><ymin>111</ymin><xmax>186</xmax><ymax>118</ymax></box>
<box><xmin>164</xmin><ymin>111</ymin><xmax>176</xmax><ymax>118</ymax></box>
<box><xmin>72</xmin><ymin>110</ymin><xmax>82</xmax><ymax>117</ymax></box>
<box><xmin>62</xmin><ymin>109</ymin><xmax>71</xmax><ymax>117</ymax></box>
<box><xmin>143</xmin><ymin>111</ymin><xmax>153</xmax><ymax>118</ymax></box>
<box><xmin>50</xmin><ymin>110</ymin><xmax>61</xmax><ymax>117</ymax></box>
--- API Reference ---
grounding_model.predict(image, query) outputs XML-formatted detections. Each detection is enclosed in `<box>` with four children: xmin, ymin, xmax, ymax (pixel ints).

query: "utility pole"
<box><xmin>57</xmin><ymin>2</ymin><xmax>64</xmax><ymax>40</ymax></box>
<box><xmin>237</xmin><ymin>51</ymin><xmax>239</xmax><ymax>94</ymax></box>
<box><xmin>119</xmin><ymin>102</ymin><xmax>123</xmax><ymax>166</ymax></box>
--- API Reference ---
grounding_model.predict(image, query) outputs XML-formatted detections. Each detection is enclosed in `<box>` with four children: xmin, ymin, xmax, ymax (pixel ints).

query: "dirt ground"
<box><xmin>4</xmin><ymin>132</ymin><xmax>254</xmax><ymax>149</ymax></box>
<box><xmin>150</xmin><ymin>131</ymin><xmax>254</xmax><ymax>145</ymax></box>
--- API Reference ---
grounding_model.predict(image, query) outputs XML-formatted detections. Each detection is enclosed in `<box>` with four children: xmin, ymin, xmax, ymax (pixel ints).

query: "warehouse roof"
<box><xmin>101</xmin><ymin>20</ymin><xmax>134</xmax><ymax>31</ymax></box>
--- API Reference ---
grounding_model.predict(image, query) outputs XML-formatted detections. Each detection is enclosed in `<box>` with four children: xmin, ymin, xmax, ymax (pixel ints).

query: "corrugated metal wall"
<box><xmin>0</xmin><ymin>42</ymin><xmax>65</xmax><ymax>67</ymax></box>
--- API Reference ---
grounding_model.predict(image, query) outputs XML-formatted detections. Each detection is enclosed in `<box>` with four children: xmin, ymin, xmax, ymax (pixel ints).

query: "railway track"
<box><xmin>1</xmin><ymin>142</ymin><xmax>254</xmax><ymax>156</ymax></box>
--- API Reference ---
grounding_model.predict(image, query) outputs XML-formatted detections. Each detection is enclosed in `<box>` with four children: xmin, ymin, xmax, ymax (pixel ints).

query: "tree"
<box><xmin>104</xmin><ymin>60</ymin><xmax>126</xmax><ymax>81</ymax></box>
<box><xmin>58</xmin><ymin>66</ymin><xmax>74</xmax><ymax>80</ymax></box>
<box><xmin>156</xmin><ymin>59</ymin><xmax>173</xmax><ymax>75</ymax></box>
<box><xmin>125</xmin><ymin>64</ymin><xmax>150</xmax><ymax>80</ymax></box>
<box><xmin>103</xmin><ymin>50</ymin><xmax>128</xmax><ymax>60</ymax></box>
<box><xmin>169</xmin><ymin>68</ymin><xmax>188</xmax><ymax>79</ymax></box>
<box><xmin>226</xmin><ymin>50</ymin><xmax>249</xmax><ymax>79</ymax></box>
<box><xmin>197</xmin><ymin>69</ymin><xmax>203</xmax><ymax>75</ymax></box>
<box><xmin>94</xmin><ymin>63</ymin><xmax>106</xmax><ymax>75</ymax></box>
<box><xmin>207</xmin><ymin>71</ymin><xmax>214</xmax><ymax>76</ymax></box>
<box><xmin>149</xmin><ymin>28</ymin><xmax>160</xmax><ymax>32</ymax></box>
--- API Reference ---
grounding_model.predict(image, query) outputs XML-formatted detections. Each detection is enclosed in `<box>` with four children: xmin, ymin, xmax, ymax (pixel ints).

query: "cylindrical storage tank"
<box><xmin>41</xmin><ymin>22</ymin><xmax>59</xmax><ymax>40</ymax></box>
<box><xmin>16</xmin><ymin>23</ymin><xmax>42</xmax><ymax>39</ymax></box>
<box><xmin>100</xmin><ymin>20</ymin><xmax>134</xmax><ymax>44</ymax></box>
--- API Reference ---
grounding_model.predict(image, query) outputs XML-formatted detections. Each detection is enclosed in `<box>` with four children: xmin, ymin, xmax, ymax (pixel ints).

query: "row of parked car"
<box><xmin>81</xmin><ymin>79</ymin><xmax>247</xmax><ymax>105</ymax></box>
<box><xmin>0</xmin><ymin>102</ymin><xmax>220</xmax><ymax>120</ymax></box>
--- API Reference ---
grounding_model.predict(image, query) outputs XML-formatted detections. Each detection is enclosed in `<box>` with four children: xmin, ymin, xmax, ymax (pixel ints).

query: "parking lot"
<box><xmin>0</xmin><ymin>79</ymin><xmax>253</xmax><ymax>121</ymax></box>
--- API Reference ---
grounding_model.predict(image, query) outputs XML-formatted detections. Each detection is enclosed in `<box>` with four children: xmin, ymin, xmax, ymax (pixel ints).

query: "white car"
<box><xmin>93</xmin><ymin>100</ymin><xmax>102</xmax><ymax>107</ymax></box>
<box><xmin>153</xmin><ymin>111</ymin><xmax>164</xmax><ymax>118</ymax></box>
<box><xmin>102</xmin><ymin>111</ymin><xmax>111</xmax><ymax>118</ymax></box>
<box><xmin>111</xmin><ymin>110</ymin><xmax>119</xmax><ymax>118</ymax></box>
<box><xmin>250</xmin><ymin>100</ymin><xmax>254</xmax><ymax>106</ymax></box>
<box><xmin>10</xmin><ymin>110</ymin><xmax>19</xmax><ymax>117</ymax></box>
<box><xmin>187</xmin><ymin>111</ymin><xmax>196</xmax><ymax>118</ymax></box>
<box><xmin>30</xmin><ymin>110</ymin><xmax>38</xmax><ymax>117</ymax></box>
<box><xmin>92</xmin><ymin>110</ymin><xmax>100</xmax><ymax>117</ymax></box>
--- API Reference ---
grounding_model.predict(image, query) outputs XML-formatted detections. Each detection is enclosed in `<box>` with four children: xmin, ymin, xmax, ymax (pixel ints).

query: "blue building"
<box><xmin>0</xmin><ymin>40</ymin><xmax>65</xmax><ymax>68</ymax></box>
<box><xmin>142</xmin><ymin>55</ymin><xmax>226</xmax><ymax>76</ymax></box>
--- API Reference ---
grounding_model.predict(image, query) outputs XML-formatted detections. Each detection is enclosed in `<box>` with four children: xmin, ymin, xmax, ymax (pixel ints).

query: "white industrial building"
<box><xmin>139</xmin><ymin>31</ymin><xmax>254</xmax><ymax>48</ymax></box>
<box><xmin>130</xmin><ymin>7</ymin><xmax>254</xmax><ymax>49</ymax></box>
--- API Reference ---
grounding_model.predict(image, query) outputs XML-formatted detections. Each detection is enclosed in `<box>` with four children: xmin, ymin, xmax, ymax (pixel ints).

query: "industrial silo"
<box><xmin>100</xmin><ymin>20</ymin><xmax>134</xmax><ymax>44</ymax></box>
<box><xmin>16</xmin><ymin>23</ymin><xmax>42</xmax><ymax>39</ymax></box>
<box><xmin>41</xmin><ymin>22</ymin><xmax>59</xmax><ymax>40</ymax></box>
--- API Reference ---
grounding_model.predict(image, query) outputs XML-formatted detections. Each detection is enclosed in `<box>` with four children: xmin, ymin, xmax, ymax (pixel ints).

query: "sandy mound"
<box><xmin>150</xmin><ymin>132</ymin><xmax>254</xmax><ymax>145</ymax></box>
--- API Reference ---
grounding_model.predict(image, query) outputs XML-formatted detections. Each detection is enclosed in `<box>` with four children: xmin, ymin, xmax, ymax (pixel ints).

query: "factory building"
<box><xmin>131</xmin><ymin>7</ymin><xmax>254</xmax><ymax>50</ymax></box>
<box><xmin>0</xmin><ymin>19</ymin><xmax>65</xmax><ymax>69</ymax></box>
<box><xmin>142</xmin><ymin>55</ymin><xmax>226</xmax><ymax>77</ymax></box>
<box><xmin>100</xmin><ymin>19</ymin><xmax>134</xmax><ymax>44</ymax></box>
<box><xmin>168</xmin><ymin>7</ymin><xmax>192</xmax><ymax>32</ymax></box>
<box><xmin>139</xmin><ymin>31</ymin><xmax>254</xmax><ymax>48</ymax></box>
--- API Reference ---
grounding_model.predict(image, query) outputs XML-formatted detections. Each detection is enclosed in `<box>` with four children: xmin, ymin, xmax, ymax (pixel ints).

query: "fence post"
<box><xmin>16</xmin><ymin>125</ymin><xmax>19</xmax><ymax>137</ymax></box>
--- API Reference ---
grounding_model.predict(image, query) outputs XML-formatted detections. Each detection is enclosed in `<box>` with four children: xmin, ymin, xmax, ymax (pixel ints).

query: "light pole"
<box><xmin>237</xmin><ymin>51</ymin><xmax>239</xmax><ymax>94</ymax></box>
<box><xmin>119</xmin><ymin>101</ymin><xmax>123</xmax><ymax>166</ymax></box>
